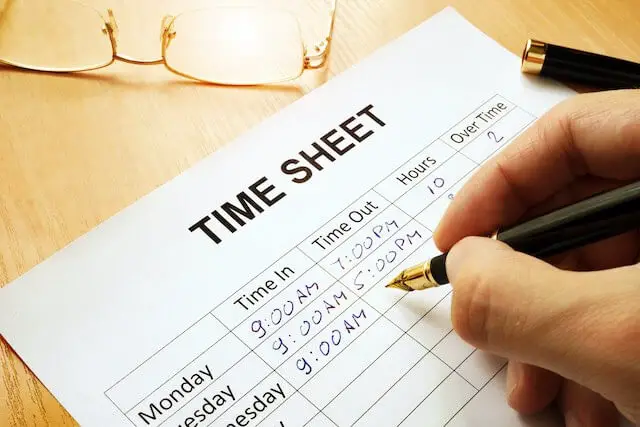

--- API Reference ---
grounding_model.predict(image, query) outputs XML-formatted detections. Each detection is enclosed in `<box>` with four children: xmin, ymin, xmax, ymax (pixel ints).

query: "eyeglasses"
<box><xmin>0</xmin><ymin>0</ymin><xmax>337</xmax><ymax>85</ymax></box>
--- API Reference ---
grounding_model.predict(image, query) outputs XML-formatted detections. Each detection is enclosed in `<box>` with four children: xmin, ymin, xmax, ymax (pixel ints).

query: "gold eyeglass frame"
<box><xmin>0</xmin><ymin>0</ymin><xmax>338</xmax><ymax>85</ymax></box>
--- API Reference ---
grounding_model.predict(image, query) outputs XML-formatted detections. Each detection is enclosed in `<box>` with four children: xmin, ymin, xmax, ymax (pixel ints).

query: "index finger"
<box><xmin>433</xmin><ymin>89</ymin><xmax>640</xmax><ymax>251</ymax></box>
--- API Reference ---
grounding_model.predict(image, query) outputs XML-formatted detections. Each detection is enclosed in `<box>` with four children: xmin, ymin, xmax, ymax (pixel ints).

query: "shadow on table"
<box><xmin>0</xmin><ymin>63</ymin><xmax>331</xmax><ymax>95</ymax></box>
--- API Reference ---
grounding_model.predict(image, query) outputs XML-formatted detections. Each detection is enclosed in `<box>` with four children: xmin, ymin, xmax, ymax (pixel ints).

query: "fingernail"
<box><xmin>506</xmin><ymin>363</ymin><xmax>520</xmax><ymax>404</ymax></box>
<box><xmin>565</xmin><ymin>411</ymin><xmax>581</xmax><ymax>427</ymax></box>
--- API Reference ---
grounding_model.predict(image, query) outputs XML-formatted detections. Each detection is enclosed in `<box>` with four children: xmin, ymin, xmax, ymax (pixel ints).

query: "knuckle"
<box><xmin>450</xmin><ymin>262</ymin><xmax>493</xmax><ymax>348</ymax></box>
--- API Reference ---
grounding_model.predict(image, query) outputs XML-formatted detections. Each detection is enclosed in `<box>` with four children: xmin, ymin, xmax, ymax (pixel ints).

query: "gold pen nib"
<box><xmin>385</xmin><ymin>274</ymin><xmax>414</xmax><ymax>292</ymax></box>
<box><xmin>385</xmin><ymin>261</ymin><xmax>440</xmax><ymax>292</ymax></box>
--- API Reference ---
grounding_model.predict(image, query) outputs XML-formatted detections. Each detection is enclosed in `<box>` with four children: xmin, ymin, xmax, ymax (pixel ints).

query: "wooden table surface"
<box><xmin>1</xmin><ymin>0</ymin><xmax>639</xmax><ymax>425</ymax></box>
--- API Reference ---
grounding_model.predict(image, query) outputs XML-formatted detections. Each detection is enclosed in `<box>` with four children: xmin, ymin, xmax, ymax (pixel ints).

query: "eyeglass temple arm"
<box><xmin>0</xmin><ymin>0</ymin><xmax>16</xmax><ymax>69</ymax></box>
<box><xmin>0</xmin><ymin>0</ymin><xmax>15</xmax><ymax>31</ymax></box>
<box><xmin>305</xmin><ymin>0</ymin><xmax>337</xmax><ymax>69</ymax></box>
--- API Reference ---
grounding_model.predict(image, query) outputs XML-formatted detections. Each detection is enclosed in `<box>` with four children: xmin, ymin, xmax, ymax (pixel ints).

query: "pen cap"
<box><xmin>521</xmin><ymin>39</ymin><xmax>640</xmax><ymax>90</ymax></box>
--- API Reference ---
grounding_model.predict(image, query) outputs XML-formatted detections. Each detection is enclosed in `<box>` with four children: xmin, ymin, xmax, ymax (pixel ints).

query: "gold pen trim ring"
<box><xmin>423</xmin><ymin>260</ymin><xmax>437</xmax><ymax>288</ymax></box>
<box><xmin>521</xmin><ymin>39</ymin><xmax>546</xmax><ymax>74</ymax></box>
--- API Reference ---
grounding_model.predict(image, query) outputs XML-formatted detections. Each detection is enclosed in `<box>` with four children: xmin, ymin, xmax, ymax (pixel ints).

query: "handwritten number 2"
<box><xmin>487</xmin><ymin>131</ymin><xmax>504</xmax><ymax>143</ymax></box>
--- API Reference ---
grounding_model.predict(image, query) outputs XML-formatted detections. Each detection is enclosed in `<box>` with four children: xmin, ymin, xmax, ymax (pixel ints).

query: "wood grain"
<box><xmin>1</xmin><ymin>0</ymin><xmax>639</xmax><ymax>424</ymax></box>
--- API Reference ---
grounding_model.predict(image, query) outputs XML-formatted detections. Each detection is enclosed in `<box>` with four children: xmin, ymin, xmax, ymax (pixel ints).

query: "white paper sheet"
<box><xmin>2</xmin><ymin>7</ymin><xmax>611</xmax><ymax>427</ymax></box>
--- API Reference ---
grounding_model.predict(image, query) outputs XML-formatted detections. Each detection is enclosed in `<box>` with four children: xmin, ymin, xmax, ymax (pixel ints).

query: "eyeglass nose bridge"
<box><xmin>102</xmin><ymin>9</ymin><xmax>166</xmax><ymax>66</ymax></box>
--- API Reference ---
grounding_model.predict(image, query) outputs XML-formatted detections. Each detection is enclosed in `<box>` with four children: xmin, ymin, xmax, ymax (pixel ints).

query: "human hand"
<box><xmin>433</xmin><ymin>89</ymin><xmax>640</xmax><ymax>426</ymax></box>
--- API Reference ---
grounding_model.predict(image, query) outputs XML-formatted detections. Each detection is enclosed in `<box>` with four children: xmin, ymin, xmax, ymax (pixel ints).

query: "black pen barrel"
<box><xmin>430</xmin><ymin>181</ymin><xmax>640</xmax><ymax>285</ymax></box>
<box><xmin>496</xmin><ymin>181</ymin><xmax>640</xmax><ymax>258</ymax></box>
<box><xmin>521</xmin><ymin>39</ymin><xmax>640</xmax><ymax>89</ymax></box>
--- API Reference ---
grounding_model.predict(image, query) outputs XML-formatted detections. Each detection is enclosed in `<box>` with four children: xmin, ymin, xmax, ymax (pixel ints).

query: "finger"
<box><xmin>434</xmin><ymin>89</ymin><xmax>640</xmax><ymax>251</ymax></box>
<box><xmin>572</xmin><ymin>231</ymin><xmax>640</xmax><ymax>271</ymax></box>
<box><xmin>544</xmin><ymin>230</ymin><xmax>639</xmax><ymax>272</ymax></box>
<box><xmin>519</xmin><ymin>175</ymin><xmax>627</xmax><ymax>220</ymax></box>
<box><xmin>446</xmin><ymin>236</ymin><xmax>640</xmax><ymax>401</ymax></box>
<box><xmin>560</xmin><ymin>380</ymin><xmax>619</xmax><ymax>427</ymax></box>
<box><xmin>506</xmin><ymin>361</ymin><xmax>561</xmax><ymax>415</ymax></box>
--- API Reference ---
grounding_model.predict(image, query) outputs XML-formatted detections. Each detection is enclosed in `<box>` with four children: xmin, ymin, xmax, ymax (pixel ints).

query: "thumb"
<box><xmin>445</xmin><ymin>236</ymin><xmax>640</xmax><ymax>407</ymax></box>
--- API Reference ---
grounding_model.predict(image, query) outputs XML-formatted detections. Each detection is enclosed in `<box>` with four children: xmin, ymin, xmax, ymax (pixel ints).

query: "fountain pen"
<box><xmin>386</xmin><ymin>180</ymin><xmax>640</xmax><ymax>292</ymax></box>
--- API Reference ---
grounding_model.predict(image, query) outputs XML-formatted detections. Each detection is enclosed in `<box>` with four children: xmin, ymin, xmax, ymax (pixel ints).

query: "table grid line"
<box><xmin>499</xmin><ymin>94</ymin><xmax>539</xmax><ymax>121</ymax></box>
<box><xmin>120</xmin><ymin>313</ymin><xmax>232</xmax><ymax>414</ymax></box>
<box><xmin>427</xmin><ymin>330</ymin><xmax>481</xmax><ymax>391</ymax></box>
<box><xmin>105</xmin><ymin>310</ymin><xmax>214</xmax><ymax>394</ymax></box>
<box><xmin>394</xmin><ymin>370</ymin><xmax>457</xmax><ymax>427</ymax></box>
<box><xmin>443</xmin><ymin>363</ymin><xmax>508</xmax><ymax>426</ymax></box>
<box><xmin>436</xmin><ymin>93</ymin><xmax>508</xmax><ymax>142</ymax></box>
<box><xmin>253</xmin><ymin>393</ymin><xmax>324</xmax><ymax>427</ymax></box>
<box><xmin>213</xmin><ymin>255</ymin><xmax>319</xmax><ymax>331</ymax></box>
<box><xmin>104</xmin><ymin>392</ymin><xmax>137</xmax><ymax>427</ymax></box>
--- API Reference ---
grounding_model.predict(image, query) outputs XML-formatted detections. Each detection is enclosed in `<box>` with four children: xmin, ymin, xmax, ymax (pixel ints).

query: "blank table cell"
<box><xmin>456</xmin><ymin>349</ymin><xmax>506</xmax><ymax>390</ymax></box>
<box><xmin>431</xmin><ymin>330</ymin><xmax>475</xmax><ymax>370</ymax></box>
<box><xmin>384</xmin><ymin>284</ymin><xmax>451</xmax><ymax>333</ymax></box>
<box><xmin>352</xmin><ymin>352</ymin><xmax>452</xmax><ymax>427</ymax></box>
<box><xmin>445</xmin><ymin>366</ymin><xmax>564</xmax><ymax>427</ymax></box>
<box><xmin>398</xmin><ymin>372</ymin><xmax>476</xmax><ymax>427</ymax></box>
<box><xmin>407</xmin><ymin>292</ymin><xmax>454</xmax><ymax>350</ymax></box>
<box><xmin>324</xmin><ymin>333</ymin><xmax>426</xmax><ymax>426</ymax></box>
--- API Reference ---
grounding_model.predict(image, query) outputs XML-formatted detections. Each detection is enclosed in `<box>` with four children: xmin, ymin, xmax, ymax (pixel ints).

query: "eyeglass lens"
<box><xmin>0</xmin><ymin>0</ymin><xmax>307</xmax><ymax>84</ymax></box>
<box><xmin>0</xmin><ymin>0</ymin><xmax>113</xmax><ymax>72</ymax></box>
